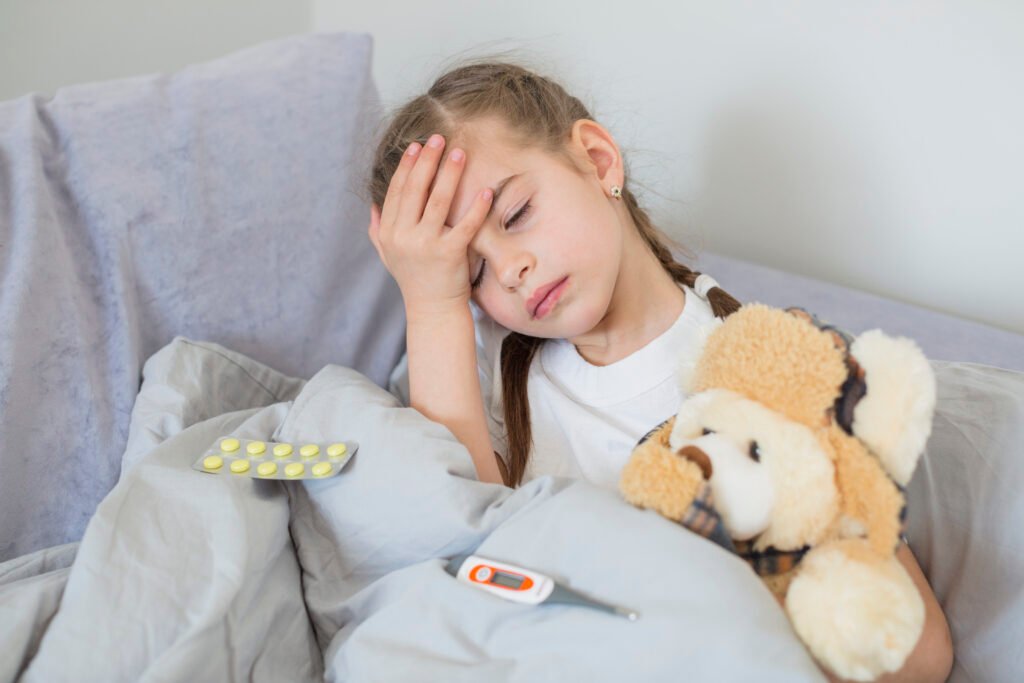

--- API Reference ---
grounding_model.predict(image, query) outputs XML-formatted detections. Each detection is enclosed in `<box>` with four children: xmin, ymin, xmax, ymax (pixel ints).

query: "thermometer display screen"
<box><xmin>491</xmin><ymin>571</ymin><xmax>525</xmax><ymax>589</ymax></box>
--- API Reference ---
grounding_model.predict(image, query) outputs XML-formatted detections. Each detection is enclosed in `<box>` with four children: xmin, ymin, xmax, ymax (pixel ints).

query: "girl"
<box><xmin>365</xmin><ymin>59</ymin><xmax>952</xmax><ymax>683</ymax></box>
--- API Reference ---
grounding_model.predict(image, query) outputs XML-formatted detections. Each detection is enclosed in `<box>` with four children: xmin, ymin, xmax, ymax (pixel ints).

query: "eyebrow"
<box><xmin>486</xmin><ymin>173</ymin><xmax>523</xmax><ymax>221</ymax></box>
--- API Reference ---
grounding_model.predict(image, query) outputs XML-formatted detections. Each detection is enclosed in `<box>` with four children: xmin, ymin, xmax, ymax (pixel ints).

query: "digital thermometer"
<box><xmin>445</xmin><ymin>554</ymin><xmax>639</xmax><ymax>621</ymax></box>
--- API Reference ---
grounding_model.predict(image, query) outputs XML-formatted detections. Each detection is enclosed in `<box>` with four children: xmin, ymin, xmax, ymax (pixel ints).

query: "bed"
<box><xmin>1</xmin><ymin>31</ymin><xmax>1022</xmax><ymax>682</ymax></box>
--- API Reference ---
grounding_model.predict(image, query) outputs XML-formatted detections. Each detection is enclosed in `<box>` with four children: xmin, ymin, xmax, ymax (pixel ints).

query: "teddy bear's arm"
<box><xmin>804</xmin><ymin>542</ymin><xmax>953</xmax><ymax>683</ymax></box>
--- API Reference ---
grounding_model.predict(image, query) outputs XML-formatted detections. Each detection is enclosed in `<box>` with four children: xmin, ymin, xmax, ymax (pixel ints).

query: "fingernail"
<box><xmin>427</xmin><ymin>134</ymin><xmax>444</xmax><ymax>148</ymax></box>
<box><xmin>406</xmin><ymin>143</ymin><xmax>421</xmax><ymax>156</ymax></box>
<box><xmin>450</xmin><ymin>148</ymin><xmax>464</xmax><ymax>162</ymax></box>
<box><xmin>481</xmin><ymin>188</ymin><xmax>493</xmax><ymax>200</ymax></box>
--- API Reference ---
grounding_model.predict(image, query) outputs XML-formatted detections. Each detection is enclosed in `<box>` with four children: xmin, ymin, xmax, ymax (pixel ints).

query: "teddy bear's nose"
<box><xmin>677</xmin><ymin>444</ymin><xmax>713</xmax><ymax>479</ymax></box>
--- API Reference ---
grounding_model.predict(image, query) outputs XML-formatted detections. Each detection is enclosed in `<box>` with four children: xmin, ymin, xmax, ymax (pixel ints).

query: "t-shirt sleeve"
<box><xmin>385</xmin><ymin>303</ymin><xmax>510</xmax><ymax>464</ymax></box>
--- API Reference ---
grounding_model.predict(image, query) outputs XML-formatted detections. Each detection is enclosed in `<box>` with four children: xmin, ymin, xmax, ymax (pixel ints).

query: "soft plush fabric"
<box><xmin>0</xmin><ymin>32</ymin><xmax>405</xmax><ymax>562</ymax></box>
<box><xmin>904</xmin><ymin>361</ymin><xmax>1024</xmax><ymax>683</ymax></box>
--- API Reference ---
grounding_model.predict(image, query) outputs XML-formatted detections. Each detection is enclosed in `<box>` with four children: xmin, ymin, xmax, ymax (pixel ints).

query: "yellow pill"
<box><xmin>230</xmin><ymin>459</ymin><xmax>251</xmax><ymax>474</ymax></box>
<box><xmin>312</xmin><ymin>462</ymin><xmax>332</xmax><ymax>477</ymax></box>
<box><xmin>257</xmin><ymin>462</ymin><xmax>278</xmax><ymax>477</ymax></box>
<box><xmin>220</xmin><ymin>438</ymin><xmax>240</xmax><ymax>453</ymax></box>
<box><xmin>284</xmin><ymin>463</ymin><xmax>305</xmax><ymax>478</ymax></box>
<box><xmin>203</xmin><ymin>455</ymin><xmax>224</xmax><ymax>470</ymax></box>
<box><xmin>273</xmin><ymin>443</ymin><xmax>294</xmax><ymax>458</ymax></box>
<box><xmin>246</xmin><ymin>441</ymin><xmax>267</xmax><ymax>456</ymax></box>
<box><xmin>299</xmin><ymin>444</ymin><xmax>319</xmax><ymax>458</ymax></box>
<box><xmin>327</xmin><ymin>443</ymin><xmax>347</xmax><ymax>458</ymax></box>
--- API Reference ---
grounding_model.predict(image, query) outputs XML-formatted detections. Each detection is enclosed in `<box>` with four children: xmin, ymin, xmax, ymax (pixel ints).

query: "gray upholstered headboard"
<box><xmin>693</xmin><ymin>250</ymin><xmax>1024</xmax><ymax>372</ymax></box>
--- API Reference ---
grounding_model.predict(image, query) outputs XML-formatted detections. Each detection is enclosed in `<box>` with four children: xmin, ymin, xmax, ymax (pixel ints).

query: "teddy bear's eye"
<box><xmin>748</xmin><ymin>440</ymin><xmax>761</xmax><ymax>463</ymax></box>
<box><xmin>701</xmin><ymin>427</ymin><xmax>714</xmax><ymax>436</ymax></box>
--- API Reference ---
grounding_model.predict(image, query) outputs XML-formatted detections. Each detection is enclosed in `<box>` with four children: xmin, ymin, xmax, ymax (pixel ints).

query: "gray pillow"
<box><xmin>905</xmin><ymin>361</ymin><xmax>1024</xmax><ymax>683</ymax></box>
<box><xmin>0</xmin><ymin>32</ymin><xmax>405</xmax><ymax>562</ymax></box>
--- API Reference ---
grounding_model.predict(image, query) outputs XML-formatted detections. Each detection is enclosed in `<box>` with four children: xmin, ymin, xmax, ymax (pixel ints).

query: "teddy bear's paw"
<box><xmin>619</xmin><ymin>441</ymin><xmax>704</xmax><ymax>522</ymax></box>
<box><xmin>785</xmin><ymin>544</ymin><xmax>925</xmax><ymax>682</ymax></box>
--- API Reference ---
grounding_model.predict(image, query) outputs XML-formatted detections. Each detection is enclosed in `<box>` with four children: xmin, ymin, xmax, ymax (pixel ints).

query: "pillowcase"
<box><xmin>0</xmin><ymin>31</ymin><xmax>404</xmax><ymax>562</ymax></box>
<box><xmin>905</xmin><ymin>361</ymin><xmax>1024</xmax><ymax>683</ymax></box>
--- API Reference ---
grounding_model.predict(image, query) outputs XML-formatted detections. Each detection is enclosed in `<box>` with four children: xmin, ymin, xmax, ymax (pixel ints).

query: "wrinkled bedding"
<box><xmin>0</xmin><ymin>337</ymin><xmax>826</xmax><ymax>682</ymax></box>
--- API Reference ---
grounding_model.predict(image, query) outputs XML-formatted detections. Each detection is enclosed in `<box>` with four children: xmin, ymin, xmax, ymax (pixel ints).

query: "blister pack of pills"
<box><xmin>192</xmin><ymin>437</ymin><xmax>357</xmax><ymax>480</ymax></box>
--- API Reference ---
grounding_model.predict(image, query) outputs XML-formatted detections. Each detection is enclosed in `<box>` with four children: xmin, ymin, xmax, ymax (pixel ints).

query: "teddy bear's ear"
<box><xmin>845</xmin><ymin>330</ymin><xmax>937</xmax><ymax>486</ymax></box>
<box><xmin>676</xmin><ymin>316</ymin><xmax>724</xmax><ymax>393</ymax></box>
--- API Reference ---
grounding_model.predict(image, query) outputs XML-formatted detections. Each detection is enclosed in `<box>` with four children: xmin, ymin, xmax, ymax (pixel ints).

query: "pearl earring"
<box><xmin>610</xmin><ymin>185</ymin><xmax>622</xmax><ymax>200</ymax></box>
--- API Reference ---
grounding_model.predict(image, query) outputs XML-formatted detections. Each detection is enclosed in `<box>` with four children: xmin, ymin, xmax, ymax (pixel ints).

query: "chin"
<box><xmin>544</xmin><ymin>302</ymin><xmax>604</xmax><ymax>339</ymax></box>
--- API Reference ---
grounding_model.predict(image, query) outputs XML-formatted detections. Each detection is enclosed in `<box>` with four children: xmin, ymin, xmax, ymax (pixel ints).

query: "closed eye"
<box><xmin>504</xmin><ymin>200</ymin><xmax>531</xmax><ymax>229</ymax></box>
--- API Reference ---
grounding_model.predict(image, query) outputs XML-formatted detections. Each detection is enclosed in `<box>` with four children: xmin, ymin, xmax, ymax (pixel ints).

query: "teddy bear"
<box><xmin>619</xmin><ymin>303</ymin><xmax>937</xmax><ymax>682</ymax></box>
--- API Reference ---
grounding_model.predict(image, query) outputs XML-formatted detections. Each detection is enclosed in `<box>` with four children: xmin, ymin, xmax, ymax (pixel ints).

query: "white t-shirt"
<box><xmin>387</xmin><ymin>284</ymin><xmax>719</xmax><ymax>491</ymax></box>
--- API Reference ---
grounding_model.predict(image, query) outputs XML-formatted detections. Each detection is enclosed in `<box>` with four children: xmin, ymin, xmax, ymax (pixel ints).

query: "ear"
<box><xmin>846</xmin><ymin>330</ymin><xmax>937</xmax><ymax>486</ymax></box>
<box><xmin>569</xmin><ymin>118</ymin><xmax>624</xmax><ymax>189</ymax></box>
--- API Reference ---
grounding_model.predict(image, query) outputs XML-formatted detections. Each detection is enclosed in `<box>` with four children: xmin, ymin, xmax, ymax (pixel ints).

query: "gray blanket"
<box><xmin>1</xmin><ymin>338</ymin><xmax>825</xmax><ymax>682</ymax></box>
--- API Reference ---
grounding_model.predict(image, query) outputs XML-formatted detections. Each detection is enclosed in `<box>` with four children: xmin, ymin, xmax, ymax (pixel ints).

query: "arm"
<box><xmin>812</xmin><ymin>542</ymin><xmax>954</xmax><ymax>683</ymax></box>
<box><xmin>406</xmin><ymin>303</ymin><xmax>505</xmax><ymax>485</ymax></box>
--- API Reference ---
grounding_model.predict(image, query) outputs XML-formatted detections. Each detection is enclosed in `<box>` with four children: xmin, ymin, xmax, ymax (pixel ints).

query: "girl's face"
<box><xmin>444</xmin><ymin>118</ymin><xmax>628</xmax><ymax>340</ymax></box>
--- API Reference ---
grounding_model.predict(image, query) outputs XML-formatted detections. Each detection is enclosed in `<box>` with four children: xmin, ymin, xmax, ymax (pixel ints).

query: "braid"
<box><xmin>623</xmin><ymin>188</ymin><xmax>743</xmax><ymax>319</ymax></box>
<box><xmin>499</xmin><ymin>332</ymin><xmax>544</xmax><ymax>487</ymax></box>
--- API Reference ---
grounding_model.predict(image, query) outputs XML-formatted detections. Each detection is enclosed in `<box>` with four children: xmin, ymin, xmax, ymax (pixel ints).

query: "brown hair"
<box><xmin>366</xmin><ymin>56</ymin><xmax>742</xmax><ymax>487</ymax></box>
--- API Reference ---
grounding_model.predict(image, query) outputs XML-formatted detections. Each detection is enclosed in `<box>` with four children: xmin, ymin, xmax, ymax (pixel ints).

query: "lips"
<box><xmin>527</xmin><ymin>276</ymin><xmax>568</xmax><ymax>319</ymax></box>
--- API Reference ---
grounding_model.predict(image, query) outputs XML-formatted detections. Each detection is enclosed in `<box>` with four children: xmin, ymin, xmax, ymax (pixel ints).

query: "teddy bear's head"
<box><xmin>621</xmin><ymin>303</ymin><xmax>936</xmax><ymax>559</ymax></box>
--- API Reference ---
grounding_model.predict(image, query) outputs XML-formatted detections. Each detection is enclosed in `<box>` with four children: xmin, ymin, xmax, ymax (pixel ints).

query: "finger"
<box><xmin>380</xmin><ymin>141</ymin><xmax>422</xmax><ymax>236</ymax></box>
<box><xmin>448</xmin><ymin>187</ymin><xmax>493</xmax><ymax>244</ymax></box>
<box><xmin>397</xmin><ymin>134</ymin><xmax>445</xmax><ymax>231</ymax></box>
<box><xmin>421</xmin><ymin>146</ymin><xmax>466</xmax><ymax>234</ymax></box>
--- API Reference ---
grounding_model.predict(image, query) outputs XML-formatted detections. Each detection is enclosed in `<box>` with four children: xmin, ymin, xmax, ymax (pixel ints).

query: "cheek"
<box><xmin>477</xmin><ymin>292</ymin><xmax>523</xmax><ymax>328</ymax></box>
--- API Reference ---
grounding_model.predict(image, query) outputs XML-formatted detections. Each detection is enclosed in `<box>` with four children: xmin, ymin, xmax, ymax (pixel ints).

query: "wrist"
<box><xmin>405</xmin><ymin>298</ymin><xmax>471</xmax><ymax>326</ymax></box>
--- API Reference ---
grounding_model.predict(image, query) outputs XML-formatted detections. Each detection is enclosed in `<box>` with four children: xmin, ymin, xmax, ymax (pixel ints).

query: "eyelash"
<box><xmin>471</xmin><ymin>200</ymin><xmax>531</xmax><ymax>290</ymax></box>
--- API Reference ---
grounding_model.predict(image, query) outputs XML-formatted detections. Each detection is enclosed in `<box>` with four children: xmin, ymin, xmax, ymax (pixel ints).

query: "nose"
<box><xmin>496</xmin><ymin>252</ymin><xmax>533</xmax><ymax>291</ymax></box>
<box><xmin>469</xmin><ymin>226</ymin><xmax>534</xmax><ymax>292</ymax></box>
<box><xmin>477</xmin><ymin>240</ymin><xmax>533</xmax><ymax>292</ymax></box>
<box><xmin>677</xmin><ymin>444</ymin><xmax>713</xmax><ymax>479</ymax></box>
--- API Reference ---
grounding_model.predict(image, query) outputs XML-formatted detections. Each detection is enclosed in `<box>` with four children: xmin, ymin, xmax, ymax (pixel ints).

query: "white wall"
<box><xmin>3</xmin><ymin>1</ymin><xmax>1020</xmax><ymax>333</ymax></box>
<box><xmin>0</xmin><ymin>0</ymin><xmax>310</xmax><ymax>101</ymax></box>
<box><xmin>314</xmin><ymin>0</ymin><xmax>1024</xmax><ymax>335</ymax></box>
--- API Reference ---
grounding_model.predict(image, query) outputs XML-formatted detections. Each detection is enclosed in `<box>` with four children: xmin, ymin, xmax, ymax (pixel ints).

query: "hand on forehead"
<box><xmin>436</xmin><ymin>118</ymin><xmax>525</xmax><ymax>227</ymax></box>
<box><xmin>442</xmin><ymin>142</ymin><xmax>521</xmax><ymax>228</ymax></box>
